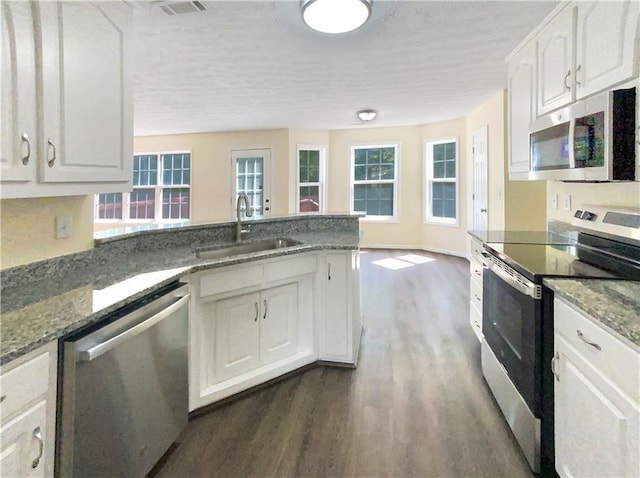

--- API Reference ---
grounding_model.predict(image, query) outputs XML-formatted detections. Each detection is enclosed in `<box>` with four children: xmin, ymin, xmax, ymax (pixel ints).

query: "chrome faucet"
<box><xmin>236</xmin><ymin>193</ymin><xmax>253</xmax><ymax>242</ymax></box>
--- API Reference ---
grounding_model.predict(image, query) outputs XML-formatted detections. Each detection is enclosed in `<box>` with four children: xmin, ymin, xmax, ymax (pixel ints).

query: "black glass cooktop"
<box><xmin>468</xmin><ymin>230</ymin><xmax>576</xmax><ymax>245</ymax></box>
<box><xmin>484</xmin><ymin>242</ymin><xmax>619</xmax><ymax>282</ymax></box>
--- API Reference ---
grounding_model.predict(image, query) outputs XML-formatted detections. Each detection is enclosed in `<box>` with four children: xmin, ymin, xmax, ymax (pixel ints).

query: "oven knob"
<box><xmin>574</xmin><ymin>209</ymin><xmax>583</xmax><ymax>218</ymax></box>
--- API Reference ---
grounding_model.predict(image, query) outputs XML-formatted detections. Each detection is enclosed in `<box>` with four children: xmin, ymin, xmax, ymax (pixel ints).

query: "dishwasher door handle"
<box><xmin>78</xmin><ymin>294</ymin><xmax>190</xmax><ymax>362</ymax></box>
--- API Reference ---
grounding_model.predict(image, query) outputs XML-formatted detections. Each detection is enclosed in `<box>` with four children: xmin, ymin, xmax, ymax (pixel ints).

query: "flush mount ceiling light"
<box><xmin>301</xmin><ymin>0</ymin><xmax>372</xmax><ymax>34</ymax></box>
<box><xmin>357</xmin><ymin>109</ymin><xmax>377</xmax><ymax>121</ymax></box>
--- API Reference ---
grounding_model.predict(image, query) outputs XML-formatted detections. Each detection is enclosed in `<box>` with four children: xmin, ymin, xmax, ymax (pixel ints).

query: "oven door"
<box><xmin>482</xmin><ymin>263</ymin><xmax>541</xmax><ymax>413</ymax></box>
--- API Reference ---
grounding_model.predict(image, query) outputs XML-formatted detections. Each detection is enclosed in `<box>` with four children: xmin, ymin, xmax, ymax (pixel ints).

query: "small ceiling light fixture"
<box><xmin>357</xmin><ymin>109</ymin><xmax>378</xmax><ymax>122</ymax></box>
<box><xmin>301</xmin><ymin>0</ymin><xmax>372</xmax><ymax>34</ymax></box>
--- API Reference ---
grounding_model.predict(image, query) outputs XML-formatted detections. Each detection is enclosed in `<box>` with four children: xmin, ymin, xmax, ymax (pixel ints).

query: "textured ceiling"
<box><xmin>132</xmin><ymin>1</ymin><xmax>558</xmax><ymax>136</ymax></box>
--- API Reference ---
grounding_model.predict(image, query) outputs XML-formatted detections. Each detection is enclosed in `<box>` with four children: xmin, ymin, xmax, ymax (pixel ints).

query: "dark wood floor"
<box><xmin>155</xmin><ymin>250</ymin><xmax>533</xmax><ymax>478</ymax></box>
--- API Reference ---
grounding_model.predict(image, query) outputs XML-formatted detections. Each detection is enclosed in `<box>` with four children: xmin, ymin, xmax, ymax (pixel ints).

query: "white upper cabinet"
<box><xmin>1</xmin><ymin>1</ymin><xmax>37</xmax><ymax>183</ymax></box>
<box><xmin>508</xmin><ymin>42</ymin><xmax>536</xmax><ymax>176</ymax></box>
<box><xmin>537</xmin><ymin>6</ymin><xmax>575</xmax><ymax>115</ymax></box>
<box><xmin>39</xmin><ymin>1</ymin><xmax>132</xmax><ymax>183</ymax></box>
<box><xmin>1</xmin><ymin>1</ymin><xmax>132</xmax><ymax>198</ymax></box>
<box><xmin>574</xmin><ymin>1</ymin><xmax>640</xmax><ymax>99</ymax></box>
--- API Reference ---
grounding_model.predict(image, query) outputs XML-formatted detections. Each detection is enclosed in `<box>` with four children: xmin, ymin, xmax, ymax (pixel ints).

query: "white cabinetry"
<box><xmin>0</xmin><ymin>342</ymin><xmax>57</xmax><ymax>478</ymax></box>
<box><xmin>1</xmin><ymin>1</ymin><xmax>37</xmax><ymax>183</ymax></box>
<box><xmin>574</xmin><ymin>1</ymin><xmax>640</xmax><ymax>100</ymax></box>
<box><xmin>190</xmin><ymin>254</ymin><xmax>317</xmax><ymax>410</ymax></box>
<box><xmin>537</xmin><ymin>6</ymin><xmax>575</xmax><ymax>116</ymax></box>
<box><xmin>553</xmin><ymin>298</ymin><xmax>640</xmax><ymax>478</ymax></box>
<box><xmin>508</xmin><ymin>42</ymin><xmax>537</xmax><ymax>178</ymax></box>
<box><xmin>468</xmin><ymin>237</ymin><xmax>484</xmax><ymax>341</ymax></box>
<box><xmin>320</xmin><ymin>250</ymin><xmax>362</xmax><ymax>364</ymax></box>
<box><xmin>1</xmin><ymin>1</ymin><xmax>132</xmax><ymax>199</ymax></box>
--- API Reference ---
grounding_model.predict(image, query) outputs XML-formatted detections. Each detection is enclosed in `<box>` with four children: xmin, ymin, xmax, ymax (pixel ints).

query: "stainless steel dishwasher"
<box><xmin>58</xmin><ymin>282</ymin><xmax>190</xmax><ymax>477</ymax></box>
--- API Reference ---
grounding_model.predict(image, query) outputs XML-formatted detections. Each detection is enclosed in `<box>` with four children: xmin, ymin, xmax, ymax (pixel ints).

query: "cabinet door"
<box><xmin>0</xmin><ymin>400</ymin><xmax>47</xmax><ymax>478</ymax></box>
<box><xmin>1</xmin><ymin>1</ymin><xmax>37</xmax><ymax>183</ymax></box>
<box><xmin>260</xmin><ymin>283</ymin><xmax>298</xmax><ymax>365</ymax></box>
<box><xmin>508</xmin><ymin>42</ymin><xmax>536</xmax><ymax>175</ymax></box>
<box><xmin>39</xmin><ymin>1</ymin><xmax>132</xmax><ymax>183</ymax></box>
<box><xmin>575</xmin><ymin>0</ymin><xmax>639</xmax><ymax>99</ymax></box>
<box><xmin>555</xmin><ymin>334</ymin><xmax>640</xmax><ymax>478</ymax></box>
<box><xmin>537</xmin><ymin>7</ymin><xmax>574</xmax><ymax>115</ymax></box>
<box><xmin>214</xmin><ymin>292</ymin><xmax>261</xmax><ymax>382</ymax></box>
<box><xmin>321</xmin><ymin>252</ymin><xmax>353</xmax><ymax>362</ymax></box>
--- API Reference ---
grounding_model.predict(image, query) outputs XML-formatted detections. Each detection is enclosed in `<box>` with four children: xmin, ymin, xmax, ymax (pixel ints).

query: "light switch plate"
<box><xmin>551</xmin><ymin>193</ymin><xmax>558</xmax><ymax>210</ymax></box>
<box><xmin>563</xmin><ymin>195</ymin><xmax>571</xmax><ymax>211</ymax></box>
<box><xmin>56</xmin><ymin>215</ymin><xmax>72</xmax><ymax>239</ymax></box>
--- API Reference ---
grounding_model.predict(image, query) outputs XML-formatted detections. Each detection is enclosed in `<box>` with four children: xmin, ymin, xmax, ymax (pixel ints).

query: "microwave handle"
<box><xmin>568</xmin><ymin>118</ymin><xmax>576</xmax><ymax>169</ymax></box>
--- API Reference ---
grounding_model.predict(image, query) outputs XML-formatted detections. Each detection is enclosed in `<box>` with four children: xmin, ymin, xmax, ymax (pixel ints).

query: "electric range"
<box><xmin>479</xmin><ymin>206</ymin><xmax>640</xmax><ymax>477</ymax></box>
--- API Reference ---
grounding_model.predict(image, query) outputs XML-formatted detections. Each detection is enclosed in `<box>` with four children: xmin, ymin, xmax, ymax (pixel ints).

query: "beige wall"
<box><xmin>1</xmin><ymin>196</ymin><xmax>94</xmax><ymax>269</ymax></box>
<box><xmin>134</xmin><ymin>129</ymin><xmax>290</xmax><ymax>222</ymax></box>
<box><xmin>547</xmin><ymin>182</ymin><xmax>640</xmax><ymax>222</ymax></box>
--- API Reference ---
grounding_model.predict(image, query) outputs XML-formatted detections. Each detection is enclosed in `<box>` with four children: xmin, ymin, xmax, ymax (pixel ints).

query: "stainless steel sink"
<box><xmin>195</xmin><ymin>238</ymin><xmax>302</xmax><ymax>260</ymax></box>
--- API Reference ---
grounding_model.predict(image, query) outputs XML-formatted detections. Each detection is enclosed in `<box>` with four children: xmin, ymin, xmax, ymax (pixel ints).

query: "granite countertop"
<box><xmin>544</xmin><ymin>278</ymin><xmax>640</xmax><ymax>351</ymax></box>
<box><xmin>1</xmin><ymin>217</ymin><xmax>360</xmax><ymax>365</ymax></box>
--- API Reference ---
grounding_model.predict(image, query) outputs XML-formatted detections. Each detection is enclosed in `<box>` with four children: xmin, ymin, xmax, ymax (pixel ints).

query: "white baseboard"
<box><xmin>361</xmin><ymin>244</ymin><xmax>468</xmax><ymax>259</ymax></box>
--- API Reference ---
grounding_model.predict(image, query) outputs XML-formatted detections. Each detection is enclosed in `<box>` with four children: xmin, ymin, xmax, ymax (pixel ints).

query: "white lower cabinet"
<box><xmin>553</xmin><ymin>298</ymin><xmax>640</xmax><ymax>478</ymax></box>
<box><xmin>213</xmin><ymin>284</ymin><xmax>298</xmax><ymax>383</ymax></box>
<box><xmin>190</xmin><ymin>253</ymin><xmax>317</xmax><ymax>410</ymax></box>
<box><xmin>0</xmin><ymin>342</ymin><xmax>57</xmax><ymax>478</ymax></box>
<box><xmin>468</xmin><ymin>237</ymin><xmax>485</xmax><ymax>341</ymax></box>
<box><xmin>319</xmin><ymin>250</ymin><xmax>362</xmax><ymax>364</ymax></box>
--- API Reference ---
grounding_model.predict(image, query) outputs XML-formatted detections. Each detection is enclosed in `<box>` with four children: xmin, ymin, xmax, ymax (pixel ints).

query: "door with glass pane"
<box><xmin>232</xmin><ymin>149</ymin><xmax>271</xmax><ymax>218</ymax></box>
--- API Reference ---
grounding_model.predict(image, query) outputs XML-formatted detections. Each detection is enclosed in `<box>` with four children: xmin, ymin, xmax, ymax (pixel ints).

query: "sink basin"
<box><xmin>195</xmin><ymin>238</ymin><xmax>302</xmax><ymax>260</ymax></box>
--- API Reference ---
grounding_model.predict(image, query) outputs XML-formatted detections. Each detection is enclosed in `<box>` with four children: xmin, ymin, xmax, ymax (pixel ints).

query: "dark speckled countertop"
<box><xmin>544</xmin><ymin>278</ymin><xmax>640</xmax><ymax>351</ymax></box>
<box><xmin>0</xmin><ymin>215</ymin><xmax>361</xmax><ymax>365</ymax></box>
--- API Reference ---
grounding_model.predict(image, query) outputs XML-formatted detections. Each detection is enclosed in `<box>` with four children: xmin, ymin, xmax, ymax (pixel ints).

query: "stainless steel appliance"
<box><xmin>481</xmin><ymin>208</ymin><xmax>640</xmax><ymax>475</ymax></box>
<box><xmin>58</xmin><ymin>282</ymin><xmax>190</xmax><ymax>477</ymax></box>
<box><xmin>528</xmin><ymin>84</ymin><xmax>636</xmax><ymax>181</ymax></box>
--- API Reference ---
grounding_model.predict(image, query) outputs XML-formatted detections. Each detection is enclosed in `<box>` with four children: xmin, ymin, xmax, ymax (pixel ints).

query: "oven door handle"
<box><xmin>487</xmin><ymin>262</ymin><xmax>538</xmax><ymax>298</ymax></box>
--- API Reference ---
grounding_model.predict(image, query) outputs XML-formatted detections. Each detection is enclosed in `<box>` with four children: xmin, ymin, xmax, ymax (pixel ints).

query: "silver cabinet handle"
<box><xmin>474</xmin><ymin>295</ymin><xmax>481</xmax><ymax>302</ymax></box>
<box><xmin>564</xmin><ymin>70</ymin><xmax>571</xmax><ymax>90</ymax></box>
<box><xmin>263</xmin><ymin>299</ymin><xmax>267</xmax><ymax>319</ymax></box>
<box><xmin>78</xmin><ymin>294</ymin><xmax>190</xmax><ymax>361</ymax></box>
<box><xmin>575</xmin><ymin>64</ymin><xmax>581</xmax><ymax>87</ymax></box>
<box><xmin>21</xmin><ymin>132</ymin><xmax>31</xmax><ymax>165</ymax></box>
<box><xmin>31</xmin><ymin>426</ymin><xmax>43</xmax><ymax>469</ymax></box>
<box><xmin>47</xmin><ymin>139</ymin><xmax>56</xmax><ymax>167</ymax></box>
<box><xmin>254</xmin><ymin>302</ymin><xmax>258</xmax><ymax>322</ymax></box>
<box><xmin>328</xmin><ymin>263</ymin><xmax>332</xmax><ymax>281</ymax></box>
<box><xmin>576</xmin><ymin>330</ymin><xmax>601</xmax><ymax>351</ymax></box>
<box><xmin>0</xmin><ymin>395</ymin><xmax>5</xmax><ymax>403</ymax></box>
<box><xmin>474</xmin><ymin>269</ymin><xmax>481</xmax><ymax>277</ymax></box>
<box><xmin>551</xmin><ymin>353</ymin><xmax>560</xmax><ymax>382</ymax></box>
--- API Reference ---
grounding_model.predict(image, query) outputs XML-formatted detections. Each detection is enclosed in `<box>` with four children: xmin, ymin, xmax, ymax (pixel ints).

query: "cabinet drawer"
<box><xmin>1</xmin><ymin>400</ymin><xmax>47</xmax><ymax>477</ymax></box>
<box><xmin>470</xmin><ymin>280</ymin><xmax>483</xmax><ymax>310</ymax></box>
<box><xmin>0</xmin><ymin>352</ymin><xmax>50</xmax><ymax>422</ymax></box>
<box><xmin>265</xmin><ymin>254</ymin><xmax>316</xmax><ymax>283</ymax></box>
<box><xmin>469</xmin><ymin>237</ymin><xmax>486</xmax><ymax>264</ymax></box>
<box><xmin>555</xmin><ymin>298</ymin><xmax>640</xmax><ymax>402</ymax></box>
<box><xmin>199</xmin><ymin>263</ymin><xmax>263</xmax><ymax>297</ymax></box>
<box><xmin>469</xmin><ymin>259</ymin><xmax>483</xmax><ymax>288</ymax></box>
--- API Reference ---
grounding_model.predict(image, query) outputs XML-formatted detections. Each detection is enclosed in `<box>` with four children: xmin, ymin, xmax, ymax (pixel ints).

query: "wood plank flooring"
<box><xmin>155</xmin><ymin>249</ymin><xmax>533</xmax><ymax>478</ymax></box>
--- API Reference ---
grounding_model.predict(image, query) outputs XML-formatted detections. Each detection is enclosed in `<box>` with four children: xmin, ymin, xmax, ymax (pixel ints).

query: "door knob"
<box><xmin>480</xmin><ymin>208</ymin><xmax>487</xmax><ymax>212</ymax></box>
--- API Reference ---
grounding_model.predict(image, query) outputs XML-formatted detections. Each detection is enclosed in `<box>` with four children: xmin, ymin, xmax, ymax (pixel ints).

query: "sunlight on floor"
<box><xmin>397</xmin><ymin>254</ymin><xmax>436</xmax><ymax>264</ymax></box>
<box><xmin>371</xmin><ymin>253</ymin><xmax>436</xmax><ymax>270</ymax></box>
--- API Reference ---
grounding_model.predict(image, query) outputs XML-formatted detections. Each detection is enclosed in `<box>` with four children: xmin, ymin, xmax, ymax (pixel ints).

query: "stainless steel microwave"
<box><xmin>528</xmin><ymin>85</ymin><xmax>636</xmax><ymax>181</ymax></box>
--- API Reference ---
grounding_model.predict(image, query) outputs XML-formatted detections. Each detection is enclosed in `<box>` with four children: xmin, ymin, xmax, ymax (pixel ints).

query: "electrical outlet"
<box><xmin>56</xmin><ymin>215</ymin><xmax>72</xmax><ymax>239</ymax></box>
<box><xmin>551</xmin><ymin>193</ymin><xmax>558</xmax><ymax>210</ymax></box>
<box><xmin>563</xmin><ymin>195</ymin><xmax>572</xmax><ymax>211</ymax></box>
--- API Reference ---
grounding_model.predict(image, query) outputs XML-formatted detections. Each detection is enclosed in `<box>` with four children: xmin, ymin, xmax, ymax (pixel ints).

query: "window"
<box><xmin>425</xmin><ymin>138</ymin><xmax>458</xmax><ymax>225</ymax></box>
<box><xmin>351</xmin><ymin>144</ymin><xmax>398</xmax><ymax>219</ymax></box>
<box><xmin>297</xmin><ymin>145</ymin><xmax>325</xmax><ymax>213</ymax></box>
<box><xmin>95</xmin><ymin>152</ymin><xmax>191</xmax><ymax>222</ymax></box>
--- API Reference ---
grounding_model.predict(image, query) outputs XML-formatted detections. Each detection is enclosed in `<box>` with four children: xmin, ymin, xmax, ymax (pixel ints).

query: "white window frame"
<box><xmin>94</xmin><ymin>150</ymin><xmax>192</xmax><ymax>223</ymax></box>
<box><xmin>296</xmin><ymin>144</ymin><xmax>326</xmax><ymax>213</ymax></box>
<box><xmin>350</xmin><ymin>143</ymin><xmax>400</xmax><ymax>222</ymax></box>
<box><xmin>424</xmin><ymin>138</ymin><xmax>459</xmax><ymax>226</ymax></box>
